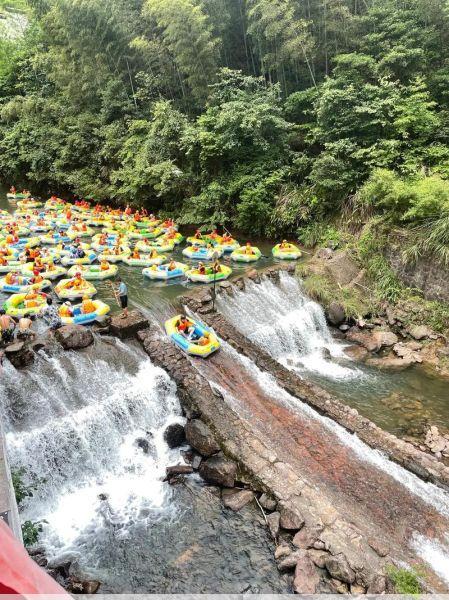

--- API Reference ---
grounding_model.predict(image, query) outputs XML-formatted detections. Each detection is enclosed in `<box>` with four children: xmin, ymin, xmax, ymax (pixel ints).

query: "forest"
<box><xmin>1</xmin><ymin>0</ymin><xmax>449</xmax><ymax>246</ymax></box>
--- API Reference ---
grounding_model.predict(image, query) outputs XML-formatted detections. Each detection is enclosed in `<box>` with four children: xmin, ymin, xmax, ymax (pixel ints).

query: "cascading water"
<box><xmin>217</xmin><ymin>271</ymin><xmax>360</xmax><ymax>379</ymax></box>
<box><xmin>1</xmin><ymin>339</ymin><xmax>182</xmax><ymax>559</ymax></box>
<box><xmin>0</xmin><ymin>337</ymin><xmax>288</xmax><ymax>593</ymax></box>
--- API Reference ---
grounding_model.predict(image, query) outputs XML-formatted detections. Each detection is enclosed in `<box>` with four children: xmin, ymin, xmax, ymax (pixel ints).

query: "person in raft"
<box><xmin>245</xmin><ymin>242</ymin><xmax>255</xmax><ymax>255</ymax></box>
<box><xmin>116</xmin><ymin>277</ymin><xmax>128</xmax><ymax>318</ymax></box>
<box><xmin>279</xmin><ymin>240</ymin><xmax>291</xmax><ymax>249</ymax></box>
<box><xmin>176</xmin><ymin>315</ymin><xmax>195</xmax><ymax>339</ymax></box>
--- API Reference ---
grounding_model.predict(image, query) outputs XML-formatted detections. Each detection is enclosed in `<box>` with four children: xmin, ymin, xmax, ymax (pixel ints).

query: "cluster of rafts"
<box><xmin>2</xmin><ymin>190</ymin><xmax>301</xmax><ymax>351</ymax></box>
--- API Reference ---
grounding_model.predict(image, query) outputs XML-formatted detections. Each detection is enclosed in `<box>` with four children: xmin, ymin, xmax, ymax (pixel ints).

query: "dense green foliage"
<box><xmin>386</xmin><ymin>565</ymin><xmax>422</xmax><ymax>594</ymax></box>
<box><xmin>2</xmin><ymin>0</ymin><xmax>449</xmax><ymax>245</ymax></box>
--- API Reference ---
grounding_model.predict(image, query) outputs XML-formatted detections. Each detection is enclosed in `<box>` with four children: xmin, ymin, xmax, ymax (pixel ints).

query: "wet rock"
<box><xmin>343</xmin><ymin>345</ymin><xmax>368</xmax><ymax>362</ymax></box>
<box><xmin>135</xmin><ymin>437</ymin><xmax>150</xmax><ymax>454</ymax></box>
<box><xmin>222</xmin><ymin>488</ymin><xmax>255</xmax><ymax>511</ymax></box>
<box><xmin>5</xmin><ymin>341</ymin><xmax>34</xmax><ymax>368</ymax></box>
<box><xmin>307</xmin><ymin>548</ymin><xmax>329</xmax><ymax>568</ymax></box>
<box><xmin>366</xmin><ymin>356</ymin><xmax>414</xmax><ymax>371</ymax></box>
<box><xmin>277</xmin><ymin>550</ymin><xmax>303</xmax><ymax>572</ymax></box>
<box><xmin>247</xmin><ymin>269</ymin><xmax>260</xmax><ymax>283</ymax></box>
<box><xmin>339</xmin><ymin>323</ymin><xmax>350</xmax><ymax>332</ymax></box>
<box><xmin>199</xmin><ymin>453</ymin><xmax>237</xmax><ymax>487</ymax></box>
<box><xmin>293</xmin><ymin>553</ymin><xmax>320</xmax><ymax>594</ymax></box>
<box><xmin>393</xmin><ymin>342</ymin><xmax>422</xmax><ymax>363</ymax></box>
<box><xmin>32</xmin><ymin>554</ymin><xmax>48</xmax><ymax>568</ymax></box>
<box><xmin>259</xmin><ymin>492</ymin><xmax>277</xmax><ymax>511</ymax></box>
<box><xmin>192</xmin><ymin>455</ymin><xmax>202</xmax><ymax>470</ymax></box>
<box><xmin>326</xmin><ymin>301</ymin><xmax>346</xmax><ymax>326</ymax></box>
<box><xmin>292</xmin><ymin>525</ymin><xmax>323</xmax><ymax>549</ymax></box>
<box><xmin>279</xmin><ymin>502</ymin><xmax>305</xmax><ymax>530</ymax></box>
<box><xmin>163</xmin><ymin>423</ymin><xmax>186</xmax><ymax>448</ymax></box>
<box><xmin>274</xmin><ymin>543</ymin><xmax>291</xmax><ymax>560</ymax></box>
<box><xmin>166</xmin><ymin>465</ymin><xmax>194</xmax><ymax>476</ymax></box>
<box><xmin>325</xmin><ymin>553</ymin><xmax>355</xmax><ymax>584</ymax></box>
<box><xmin>185</xmin><ymin>419</ymin><xmax>220</xmax><ymax>456</ymax></box>
<box><xmin>29</xmin><ymin>336</ymin><xmax>49</xmax><ymax>353</ymax></box>
<box><xmin>109</xmin><ymin>310</ymin><xmax>149</xmax><ymax>339</ymax></box>
<box><xmin>266</xmin><ymin>511</ymin><xmax>280</xmax><ymax>539</ymax></box>
<box><xmin>55</xmin><ymin>325</ymin><xmax>94</xmax><ymax>350</ymax></box>
<box><xmin>47</xmin><ymin>550</ymin><xmax>81</xmax><ymax>572</ymax></box>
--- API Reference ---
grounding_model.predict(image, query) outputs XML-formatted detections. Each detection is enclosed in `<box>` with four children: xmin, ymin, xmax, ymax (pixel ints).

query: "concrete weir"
<box><xmin>112</xmin><ymin>271</ymin><xmax>449</xmax><ymax>593</ymax></box>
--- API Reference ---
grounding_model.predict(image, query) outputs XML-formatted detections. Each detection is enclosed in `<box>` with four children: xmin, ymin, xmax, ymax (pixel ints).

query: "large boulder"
<box><xmin>4</xmin><ymin>341</ymin><xmax>34</xmax><ymax>368</ymax></box>
<box><xmin>293</xmin><ymin>553</ymin><xmax>320</xmax><ymax>594</ymax></box>
<box><xmin>366</xmin><ymin>356</ymin><xmax>414</xmax><ymax>371</ymax></box>
<box><xmin>55</xmin><ymin>325</ymin><xmax>94</xmax><ymax>350</ymax></box>
<box><xmin>198</xmin><ymin>453</ymin><xmax>237</xmax><ymax>487</ymax></box>
<box><xmin>163</xmin><ymin>423</ymin><xmax>186</xmax><ymax>449</ymax></box>
<box><xmin>326</xmin><ymin>301</ymin><xmax>346</xmax><ymax>326</ymax></box>
<box><xmin>185</xmin><ymin>419</ymin><xmax>220</xmax><ymax>457</ymax></box>
<box><xmin>345</xmin><ymin>328</ymin><xmax>379</xmax><ymax>352</ymax></box>
<box><xmin>109</xmin><ymin>310</ymin><xmax>149</xmax><ymax>339</ymax></box>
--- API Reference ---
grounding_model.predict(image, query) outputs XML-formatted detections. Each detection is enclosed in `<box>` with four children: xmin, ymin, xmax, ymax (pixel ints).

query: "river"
<box><xmin>1</xmin><ymin>184</ymin><xmax>449</xmax><ymax>590</ymax></box>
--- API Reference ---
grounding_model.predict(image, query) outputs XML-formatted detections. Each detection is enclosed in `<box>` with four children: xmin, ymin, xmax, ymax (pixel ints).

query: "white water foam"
<box><xmin>217</xmin><ymin>271</ymin><xmax>362</xmax><ymax>380</ymax></box>
<box><xmin>412</xmin><ymin>533</ymin><xmax>449</xmax><ymax>585</ymax></box>
<box><xmin>0</xmin><ymin>341</ymin><xmax>184</xmax><ymax>558</ymax></box>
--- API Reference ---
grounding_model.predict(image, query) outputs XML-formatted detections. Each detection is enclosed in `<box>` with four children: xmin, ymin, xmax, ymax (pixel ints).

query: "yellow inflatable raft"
<box><xmin>59</xmin><ymin>299</ymin><xmax>110</xmax><ymax>325</ymax></box>
<box><xmin>165</xmin><ymin>315</ymin><xmax>220</xmax><ymax>357</ymax></box>
<box><xmin>54</xmin><ymin>278</ymin><xmax>97</xmax><ymax>299</ymax></box>
<box><xmin>272</xmin><ymin>243</ymin><xmax>302</xmax><ymax>260</ymax></box>
<box><xmin>67</xmin><ymin>263</ymin><xmax>118</xmax><ymax>280</ymax></box>
<box><xmin>230</xmin><ymin>246</ymin><xmax>262</xmax><ymax>262</ymax></box>
<box><xmin>3</xmin><ymin>292</ymin><xmax>48</xmax><ymax>317</ymax></box>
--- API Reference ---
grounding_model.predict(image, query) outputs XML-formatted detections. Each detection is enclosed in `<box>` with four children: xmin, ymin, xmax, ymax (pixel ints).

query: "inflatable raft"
<box><xmin>186</xmin><ymin>265</ymin><xmax>232</xmax><ymax>283</ymax></box>
<box><xmin>59</xmin><ymin>299</ymin><xmax>110</xmax><ymax>325</ymax></box>
<box><xmin>3</xmin><ymin>292</ymin><xmax>47</xmax><ymax>317</ymax></box>
<box><xmin>54</xmin><ymin>278</ymin><xmax>97</xmax><ymax>299</ymax></box>
<box><xmin>230</xmin><ymin>246</ymin><xmax>262</xmax><ymax>262</ymax></box>
<box><xmin>272</xmin><ymin>243</ymin><xmax>302</xmax><ymax>260</ymax></box>
<box><xmin>122</xmin><ymin>255</ymin><xmax>164</xmax><ymax>267</ymax></box>
<box><xmin>182</xmin><ymin>246</ymin><xmax>223</xmax><ymax>260</ymax></box>
<box><xmin>143</xmin><ymin>262</ymin><xmax>188</xmax><ymax>280</ymax></box>
<box><xmin>67</xmin><ymin>263</ymin><xmax>118</xmax><ymax>280</ymax></box>
<box><xmin>61</xmin><ymin>251</ymin><xmax>97</xmax><ymax>266</ymax></box>
<box><xmin>165</xmin><ymin>315</ymin><xmax>220</xmax><ymax>357</ymax></box>
<box><xmin>0</xmin><ymin>276</ymin><xmax>51</xmax><ymax>294</ymax></box>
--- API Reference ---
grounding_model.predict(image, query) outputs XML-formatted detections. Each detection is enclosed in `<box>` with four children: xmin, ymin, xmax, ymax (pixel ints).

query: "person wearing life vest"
<box><xmin>167</xmin><ymin>260</ymin><xmax>177</xmax><ymax>271</ymax></box>
<box><xmin>0</xmin><ymin>256</ymin><xmax>7</xmax><ymax>266</ymax></box>
<box><xmin>100</xmin><ymin>259</ymin><xmax>110</xmax><ymax>271</ymax></box>
<box><xmin>59</xmin><ymin>301</ymin><xmax>73</xmax><ymax>318</ymax></box>
<box><xmin>279</xmin><ymin>239</ymin><xmax>291</xmax><ymax>250</ymax></box>
<box><xmin>5</xmin><ymin>271</ymin><xmax>19</xmax><ymax>285</ymax></box>
<box><xmin>30</xmin><ymin>270</ymin><xmax>43</xmax><ymax>285</ymax></box>
<box><xmin>244</xmin><ymin>242</ymin><xmax>255</xmax><ymax>255</ymax></box>
<box><xmin>132</xmin><ymin>249</ymin><xmax>140</xmax><ymax>259</ymax></box>
<box><xmin>82</xmin><ymin>295</ymin><xmax>95</xmax><ymax>314</ymax></box>
<box><xmin>176</xmin><ymin>315</ymin><xmax>194</xmax><ymax>339</ymax></box>
<box><xmin>149</xmin><ymin>248</ymin><xmax>158</xmax><ymax>259</ymax></box>
<box><xmin>212</xmin><ymin>260</ymin><xmax>222</xmax><ymax>273</ymax></box>
<box><xmin>198</xmin><ymin>262</ymin><xmax>206</xmax><ymax>275</ymax></box>
<box><xmin>9</xmin><ymin>186</ymin><xmax>16</xmax><ymax>194</ymax></box>
<box><xmin>197</xmin><ymin>331</ymin><xmax>210</xmax><ymax>346</ymax></box>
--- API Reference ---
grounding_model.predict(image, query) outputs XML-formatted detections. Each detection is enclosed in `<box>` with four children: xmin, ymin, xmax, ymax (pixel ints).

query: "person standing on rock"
<box><xmin>17</xmin><ymin>315</ymin><xmax>36</xmax><ymax>341</ymax></box>
<box><xmin>116</xmin><ymin>277</ymin><xmax>129</xmax><ymax>319</ymax></box>
<box><xmin>41</xmin><ymin>297</ymin><xmax>62</xmax><ymax>331</ymax></box>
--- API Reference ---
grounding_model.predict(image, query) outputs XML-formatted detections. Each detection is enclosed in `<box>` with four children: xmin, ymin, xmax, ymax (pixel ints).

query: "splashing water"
<box><xmin>0</xmin><ymin>339</ymin><xmax>183</xmax><ymax>559</ymax></box>
<box><xmin>217</xmin><ymin>271</ymin><xmax>361</xmax><ymax>379</ymax></box>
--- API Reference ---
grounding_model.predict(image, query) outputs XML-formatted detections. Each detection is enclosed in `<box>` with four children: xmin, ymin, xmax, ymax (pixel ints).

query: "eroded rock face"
<box><xmin>55</xmin><ymin>325</ymin><xmax>94</xmax><ymax>350</ymax></box>
<box><xmin>279</xmin><ymin>502</ymin><xmax>305</xmax><ymax>530</ymax></box>
<box><xmin>185</xmin><ymin>419</ymin><xmax>220</xmax><ymax>457</ymax></box>
<box><xmin>109</xmin><ymin>310</ymin><xmax>149</xmax><ymax>339</ymax></box>
<box><xmin>198</xmin><ymin>453</ymin><xmax>237</xmax><ymax>487</ymax></box>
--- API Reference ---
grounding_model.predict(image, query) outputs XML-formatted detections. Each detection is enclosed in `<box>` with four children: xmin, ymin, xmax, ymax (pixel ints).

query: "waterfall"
<box><xmin>0</xmin><ymin>339</ymin><xmax>184</xmax><ymax>559</ymax></box>
<box><xmin>217</xmin><ymin>271</ymin><xmax>360</xmax><ymax>379</ymax></box>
